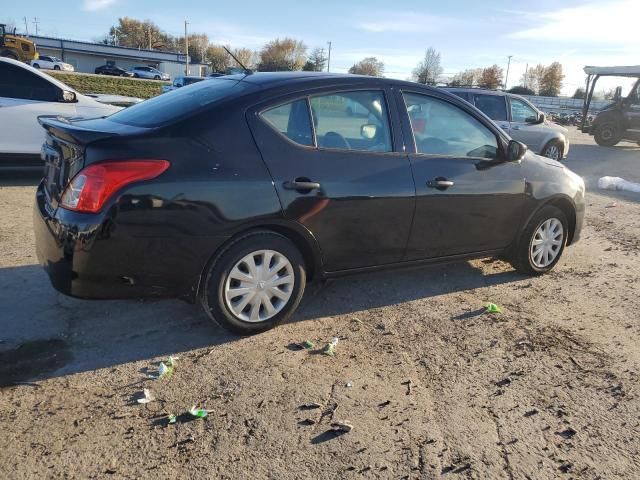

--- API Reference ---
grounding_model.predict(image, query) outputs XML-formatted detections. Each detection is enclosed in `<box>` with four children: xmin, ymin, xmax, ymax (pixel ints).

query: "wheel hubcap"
<box><xmin>530</xmin><ymin>218</ymin><xmax>564</xmax><ymax>268</ymax></box>
<box><xmin>601</xmin><ymin>127</ymin><xmax>613</xmax><ymax>140</ymax></box>
<box><xmin>224</xmin><ymin>249</ymin><xmax>294</xmax><ymax>322</ymax></box>
<box><xmin>544</xmin><ymin>145</ymin><xmax>560</xmax><ymax>160</ymax></box>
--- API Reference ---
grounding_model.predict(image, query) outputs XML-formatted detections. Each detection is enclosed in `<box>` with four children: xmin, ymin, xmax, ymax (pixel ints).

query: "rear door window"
<box><xmin>261</xmin><ymin>99</ymin><xmax>313</xmax><ymax>147</ymax></box>
<box><xmin>309</xmin><ymin>90</ymin><xmax>392</xmax><ymax>152</ymax></box>
<box><xmin>473</xmin><ymin>94</ymin><xmax>507</xmax><ymax>121</ymax></box>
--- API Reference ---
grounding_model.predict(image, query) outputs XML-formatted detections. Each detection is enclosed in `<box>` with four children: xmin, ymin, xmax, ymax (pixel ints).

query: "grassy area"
<box><xmin>46</xmin><ymin>71</ymin><xmax>169</xmax><ymax>99</ymax></box>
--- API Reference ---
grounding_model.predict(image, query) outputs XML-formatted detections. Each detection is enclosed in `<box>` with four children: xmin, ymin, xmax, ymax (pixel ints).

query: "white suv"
<box><xmin>0</xmin><ymin>58</ymin><xmax>120</xmax><ymax>167</ymax></box>
<box><xmin>31</xmin><ymin>55</ymin><xmax>75</xmax><ymax>71</ymax></box>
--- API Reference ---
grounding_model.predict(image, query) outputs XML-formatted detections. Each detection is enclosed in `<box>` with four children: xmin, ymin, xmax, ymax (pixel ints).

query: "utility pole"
<box><xmin>524</xmin><ymin>63</ymin><xmax>529</xmax><ymax>88</ymax></box>
<box><xmin>504</xmin><ymin>55</ymin><xmax>513</xmax><ymax>90</ymax></box>
<box><xmin>23</xmin><ymin>16</ymin><xmax>29</xmax><ymax>36</ymax></box>
<box><xmin>184</xmin><ymin>20</ymin><xmax>189</xmax><ymax>75</ymax></box>
<box><xmin>327</xmin><ymin>41</ymin><xmax>332</xmax><ymax>72</ymax></box>
<box><xmin>32</xmin><ymin>17</ymin><xmax>39</xmax><ymax>36</ymax></box>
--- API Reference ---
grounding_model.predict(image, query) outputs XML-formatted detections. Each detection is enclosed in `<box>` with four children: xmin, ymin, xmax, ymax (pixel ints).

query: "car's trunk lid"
<box><xmin>38</xmin><ymin>116</ymin><xmax>149</xmax><ymax>208</ymax></box>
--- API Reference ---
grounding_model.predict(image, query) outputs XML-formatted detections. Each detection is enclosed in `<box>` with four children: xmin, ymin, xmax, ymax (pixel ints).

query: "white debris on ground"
<box><xmin>598</xmin><ymin>176</ymin><xmax>640</xmax><ymax>193</ymax></box>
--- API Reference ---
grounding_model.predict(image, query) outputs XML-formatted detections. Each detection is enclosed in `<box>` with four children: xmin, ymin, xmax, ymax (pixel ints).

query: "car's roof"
<box><xmin>443</xmin><ymin>87</ymin><xmax>508</xmax><ymax>96</ymax></box>
<box><xmin>219</xmin><ymin>71</ymin><xmax>435</xmax><ymax>92</ymax></box>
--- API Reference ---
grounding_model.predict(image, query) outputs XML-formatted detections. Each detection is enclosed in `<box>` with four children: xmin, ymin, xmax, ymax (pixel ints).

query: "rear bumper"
<box><xmin>34</xmin><ymin>181</ymin><xmax>225</xmax><ymax>301</ymax></box>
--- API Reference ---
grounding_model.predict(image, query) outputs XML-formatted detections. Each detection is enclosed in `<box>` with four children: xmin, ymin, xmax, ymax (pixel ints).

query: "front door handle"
<box><xmin>427</xmin><ymin>178</ymin><xmax>454</xmax><ymax>190</ymax></box>
<box><xmin>283</xmin><ymin>180</ymin><xmax>321</xmax><ymax>191</ymax></box>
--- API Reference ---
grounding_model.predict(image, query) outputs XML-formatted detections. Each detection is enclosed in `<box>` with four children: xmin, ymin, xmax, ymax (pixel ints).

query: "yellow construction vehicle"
<box><xmin>0</xmin><ymin>24</ymin><xmax>38</xmax><ymax>63</ymax></box>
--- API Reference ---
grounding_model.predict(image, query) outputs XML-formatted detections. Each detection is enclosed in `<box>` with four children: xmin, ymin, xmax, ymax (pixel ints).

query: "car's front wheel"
<box><xmin>541</xmin><ymin>140</ymin><xmax>563</xmax><ymax>160</ymax></box>
<box><xmin>154</xmin><ymin>75</ymin><xmax>160</xmax><ymax>80</ymax></box>
<box><xmin>54</xmin><ymin>65</ymin><xmax>61</xmax><ymax>70</ymax></box>
<box><xmin>201</xmin><ymin>231</ymin><xmax>306</xmax><ymax>334</ymax></box>
<box><xmin>510</xmin><ymin>205</ymin><xmax>568</xmax><ymax>275</ymax></box>
<box><xmin>32</xmin><ymin>63</ymin><xmax>40</xmax><ymax>68</ymax></box>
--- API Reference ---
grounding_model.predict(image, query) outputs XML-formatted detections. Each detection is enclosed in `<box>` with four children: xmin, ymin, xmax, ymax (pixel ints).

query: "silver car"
<box><xmin>444</xmin><ymin>88</ymin><xmax>569</xmax><ymax>160</ymax></box>
<box><xmin>128</xmin><ymin>66</ymin><xmax>170</xmax><ymax>81</ymax></box>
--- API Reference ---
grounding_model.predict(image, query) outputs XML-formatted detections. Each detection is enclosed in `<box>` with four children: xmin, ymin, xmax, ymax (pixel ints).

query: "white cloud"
<box><xmin>356</xmin><ymin>12</ymin><xmax>455</xmax><ymax>33</ymax></box>
<box><xmin>83</xmin><ymin>0</ymin><xmax>118</xmax><ymax>11</ymax></box>
<box><xmin>509</xmin><ymin>1</ymin><xmax>640</xmax><ymax>44</ymax></box>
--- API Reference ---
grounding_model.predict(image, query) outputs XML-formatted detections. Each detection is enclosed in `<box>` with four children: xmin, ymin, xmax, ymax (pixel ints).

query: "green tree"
<box><xmin>412</xmin><ymin>47</ymin><xmax>443</xmax><ymax>85</ymax></box>
<box><xmin>258</xmin><ymin>38</ymin><xmax>307</xmax><ymax>71</ymax></box>
<box><xmin>303</xmin><ymin>47</ymin><xmax>327</xmax><ymax>72</ymax></box>
<box><xmin>508</xmin><ymin>86</ymin><xmax>535</xmax><ymax>95</ymax></box>
<box><xmin>349</xmin><ymin>57</ymin><xmax>385</xmax><ymax>77</ymax></box>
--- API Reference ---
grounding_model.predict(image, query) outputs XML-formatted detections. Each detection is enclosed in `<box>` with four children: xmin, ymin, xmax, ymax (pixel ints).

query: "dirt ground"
<box><xmin>1</xmin><ymin>128</ymin><xmax>639</xmax><ymax>479</ymax></box>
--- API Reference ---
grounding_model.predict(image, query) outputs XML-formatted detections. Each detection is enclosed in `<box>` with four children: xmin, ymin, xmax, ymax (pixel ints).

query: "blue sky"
<box><xmin>4</xmin><ymin>0</ymin><xmax>639</xmax><ymax>94</ymax></box>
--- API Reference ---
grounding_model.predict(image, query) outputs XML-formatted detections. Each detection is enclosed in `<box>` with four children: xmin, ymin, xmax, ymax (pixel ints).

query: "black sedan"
<box><xmin>94</xmin><ymin>64</ymin><xmax>133</xmax><ymax>77</ymax></box>
<box><xmin>34</xmin><ymin>73</ymin><xmax>585</xmax><ymax>334</ymax></box>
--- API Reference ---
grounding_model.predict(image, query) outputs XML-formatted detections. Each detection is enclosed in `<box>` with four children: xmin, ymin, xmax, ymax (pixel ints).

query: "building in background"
<box><xmin>30</xmin><ymin>35</ymin><xmax>207</xmax><ymax>79</ymax></box>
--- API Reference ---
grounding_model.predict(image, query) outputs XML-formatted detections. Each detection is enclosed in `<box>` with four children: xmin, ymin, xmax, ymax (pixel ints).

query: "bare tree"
<box><xmin>521</xmin><ymin>64</ymin><xmax>545</xmax><ymax>94</ymax></box>
<box><xmin>478</xmin><ymin>64</ymin><xmax>504</xmax><ymax>90</ymax></box>
<box><xmin>258</xmin><ymin>38</ymin><xmax>307</xmax><ymax>71</ymax></box>
<box><xmin>207</xmin><ymin>45</ymin><xmax>231</xmax><ymax>73</ymax></box>
<box><xmin>412</xmin><ymin>47</ymin><xmax>443</xmax><ymax>85</ymax></box>
<box><xmin>108</xmin><ymin>18</ymin><xmax>172</xmax><ymax>50</ymax></box>
<box><xmin>450</xmin><ymin>68</ymin><xmax>483</xmax><ymax>86</ymax></box>
<box><xmin>349</xmin><ymin>57</ymin><xmax>385</xmax><ymax>77</ymax></box>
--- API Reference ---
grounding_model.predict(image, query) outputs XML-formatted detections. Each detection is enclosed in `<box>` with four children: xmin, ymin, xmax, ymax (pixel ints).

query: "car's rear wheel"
<box><xmin>594</xmin><ymin>122</ymin><xmax>621</xmax><ymax>146</ymax></box>
<box><xmin>510</xmin><ymin>205</ymin><xmax>568</xmax><ymax>275</ymax></box>
<box><xmin>541</xmin><ymin>140</ymin><xmax>563</xmax><ymax>160</ymax></box>
<box><xmin>133</xmin><ymin>73</ymin><xmax>139</xmax><ymax>78</ymax></box>
<box><xmin>201</xmin><ymin>231</ymin><xmax>306</xmax><ymax>334</ymax></box>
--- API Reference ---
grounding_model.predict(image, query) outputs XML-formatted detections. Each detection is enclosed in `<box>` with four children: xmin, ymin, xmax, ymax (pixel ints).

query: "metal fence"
<box><xmin>520</xmin><ymin>95</ymin><xmax>609</xmax><ymax>113</ymax></box>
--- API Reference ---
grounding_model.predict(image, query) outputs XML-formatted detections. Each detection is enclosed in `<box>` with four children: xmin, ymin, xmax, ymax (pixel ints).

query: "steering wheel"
<box><xmin>321</xmin><ymin>131</ymin><xmax>351</xmax><ymax>150</ymax></box>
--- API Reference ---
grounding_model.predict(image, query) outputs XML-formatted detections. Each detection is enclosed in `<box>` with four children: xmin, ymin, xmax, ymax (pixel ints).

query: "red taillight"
<box><xmin>60</xmin><ymin>160</ymin><xmax>170</xmax><ymax>213</ymax></box>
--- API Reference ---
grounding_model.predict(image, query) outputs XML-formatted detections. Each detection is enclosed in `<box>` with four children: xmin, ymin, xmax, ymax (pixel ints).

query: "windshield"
<box><xmin>108</xmin><ymin>77</ymin><xmax>255</xmax><ymax>127</ymax></box>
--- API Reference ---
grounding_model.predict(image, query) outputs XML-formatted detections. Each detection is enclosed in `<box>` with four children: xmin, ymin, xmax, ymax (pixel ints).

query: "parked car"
<box><xmin>34</xmin><ymin>73</ymin><xmax>585</xmax><ymax>334</ymax></box>
<box><xmin>84</xmin><ymin>94</ymin><xmax>143</xmax><ymax>107</ymax></box>
<box><xmin>443</xmin><ymin>88</ymin><xmax>569</xmax><ymax>161</ymax></box>
<box><xmin>94</xmin><ymin>64</ymin><xmax>133</xmax><ymax>77</ymax></box>
<box><xmin>31</xmin><ymin>55</ymin><xmax>74</xmax><ymax>71</ymax></box>
<box><xmin>162</xmin><ymin>76</ymin><xmax>206</xmax><ymax>93</ymax></box>
<box><xmin>128</xmin><ymin>66</ymin><xmax>170</xmax><ymax>81</ymax></box>
<box><xmin>0</xmin><ymin>57</ymin><xmax>120</xmax><ymax>167</ymax></box>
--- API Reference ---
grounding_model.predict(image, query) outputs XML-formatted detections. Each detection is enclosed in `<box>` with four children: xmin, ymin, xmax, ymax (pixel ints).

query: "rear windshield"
<box><xmin>108</xmin><ymin>78</ymin><xmax>254</xmax><ymax>127</ymax></box>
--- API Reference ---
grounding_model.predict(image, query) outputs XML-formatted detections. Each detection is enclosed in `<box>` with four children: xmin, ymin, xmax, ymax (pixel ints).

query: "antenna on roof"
<box><xmin>223</xmin><ymin>46</ymin><xmax>253</xmax><ymax>75</ymax></box>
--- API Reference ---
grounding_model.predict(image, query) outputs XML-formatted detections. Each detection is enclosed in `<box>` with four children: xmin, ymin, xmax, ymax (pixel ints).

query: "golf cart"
<box><xmin>581</xmin><ymin>65</ymin><xmax>640</xmax><ymax>146</ymax></box>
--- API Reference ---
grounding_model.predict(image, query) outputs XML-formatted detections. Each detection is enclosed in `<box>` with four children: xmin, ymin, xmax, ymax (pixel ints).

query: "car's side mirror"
<box><xmin>361</xmin><ymin>123</ymin><xmax>378</xmax><ymax>139</ymax></box>
<box><xmin>506</xmin><ymin>139</ymin><xmax>527</xmax><ymax>162</ymax></box>
<box><xmin>535</xmin><ymin>112</ymin><xmax>545</xmax><ymax>124</ymax></box>
<box><xmin>60</xmin><ymin>90</ymin><xmax>77</xmax><ymax>103</ymax></box>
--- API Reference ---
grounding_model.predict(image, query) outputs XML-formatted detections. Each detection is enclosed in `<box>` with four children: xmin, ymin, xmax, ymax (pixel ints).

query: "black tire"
<box><xmin>201</xmin><ymin>231</ymin><xmax>306</xmax><ymax>334</ymax></box>
<box><xmin>133</xmin><ymin>73</ymin><xmax>139</xmax><ymax>78</ymax></box>
<box><xmin>594</xmin><ymin>122</ymin><xmax>621</xmax><ymax>146</ymax></box>
<box><xmin>540</xmin><ymin>139</ymin><xmax>563</xmax><ymax>160</ymax></box>
<box><xmin>32</xmin><ymin>62</ymin><xmax>40</xmax><ymax>68</ymax></box>
<box><xmin>54</xmin><ymin>65</ymin><xmax>61</xmax><ymax>70</ymax></box>
<box><xmin>154</xmin><ymin>75</ymin><xmax>160</xmax><ymax>80</ymax></box>
<box><xmin>509</xmin><ymin>205</ymin><xmax>569</xmax><ymax>276</ymax></box>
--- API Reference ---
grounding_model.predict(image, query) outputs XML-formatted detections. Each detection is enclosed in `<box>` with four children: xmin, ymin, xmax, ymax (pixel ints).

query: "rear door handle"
<box><xmin>427</xmin><ymin>179</ymin><xmax>454</xmax><ymax>189</ymax></box>
<box><xmin>283</xmin><ymin>180</ymin><xmax>321</xmax><ymax>191</ymax></box>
